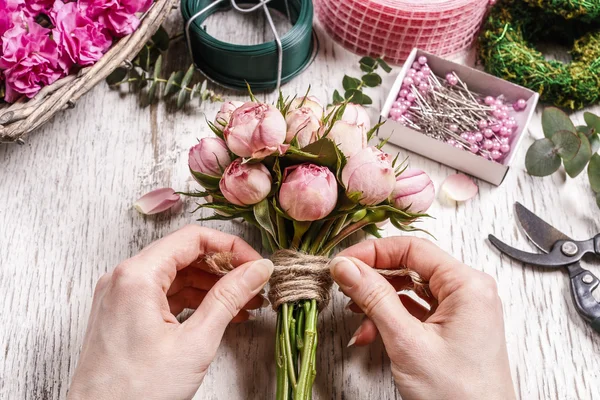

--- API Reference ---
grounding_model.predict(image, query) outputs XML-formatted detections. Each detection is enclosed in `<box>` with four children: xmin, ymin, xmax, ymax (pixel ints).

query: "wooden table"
<box><xmin>1</xmin><ymin>9</ymin><xmax>599</xmax><ymax>400</ymax></box>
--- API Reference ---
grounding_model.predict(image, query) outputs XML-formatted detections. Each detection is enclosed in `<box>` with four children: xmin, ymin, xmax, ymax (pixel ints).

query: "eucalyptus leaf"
<box><xmin>564</xmin><ymin>133</ymin><xmax>591</xmax><ymax>178</ymax></box>
<box><xmin>190</xmin><ymin>83</ymin><xmax>200</xmax><ymax>99</ymax></box>
<box><xmin>584</xmin><ymin>112</ymin><xmax>600</xmax><ymax>133</ymax></box>
<box><xmin>164</xmin><ymin>71</ymin><xmax>183</xmax><ymax>96</ymax></box>
<box><xmin>180</xmin><ymin>64</ymin><xmax>195</xmax><ymax>89</ymax></box>
<box><xmin>151</xmin><ymin>26</ymin><xmax>170</xmax><ymax>51</ymax></box>
<box><xmin>254</xmin><ymin>199</ymin><xmax>278</xmax><ymax>246</ymax></box>
<box><xmin>153</xmin><ymin>55</ymin><xmax>162</xmax><ymax>81</ymax></box>
<box><xmin>525</xmin><ymin>138</ymin><xmax>561</xmax><ymax>176</ymax></box>
<box><xmin>177</xmin><ymin>89</ymin><xmax>189</xmax><ymax>109</ymax></box>
<box><xmin>588</xmin><ymin>153</ymin><xmax>600</xmax><ymax>192</ymax></box>
<box><xmin>590</xmin><ymin>133</ymin><xmax>600</xmax><ymax>154</ymax></box>
<box><xmin>550</xmin><ymin>130</ymin><xmax>580</xmax><ymax>161</ymax></box>
<box><xmin>362</xmin><ymin>73</ymin><xmax>382</xmax><ymax>87</ymax></box>
<box><xmin>376</xmin><ymin>57</ymin><xmax>392</xmax><ymax>73</ymax></box>
<box><xmin>137</xmin><ymin>45</ymin><xmax>151</xmax><ymax>71</ymax></box>
<box><xmin>541</xmin><ymin>107</ymin><xmax>576</xmax><ymax>138</ymax></box>
<box><xmin>105</xmin><ymin>67</ymin><xmax>128</xmax><ymax>85</ymax></box>
<box><xmin>342</xmin><ymin>75</ymin><xmax>361</xmax><ymax>91</ymax></box>
<box><xmin>147</xmin><ymin>80</ymin><xmax>158</xmax><ymax>103</ymax></box>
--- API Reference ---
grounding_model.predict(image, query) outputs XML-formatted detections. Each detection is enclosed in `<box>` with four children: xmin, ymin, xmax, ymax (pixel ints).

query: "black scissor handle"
<box><xmin>568</xmin><ymin>263</ymin><xmax>600</xmax><ymax>333</ymax></box>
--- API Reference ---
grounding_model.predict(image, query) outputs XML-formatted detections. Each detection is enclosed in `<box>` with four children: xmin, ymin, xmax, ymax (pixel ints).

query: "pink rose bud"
<box><xmin>279</xmin><ymin>164</ymin><xmax>338</xmax><ymax>221</ymax></box>
<box><xmin>188</xmin><ymin>137</ymin><xmax>232</xmax><ymax>177</ymax></box>
<box><xmin>342</xmin><ymin>147</ymin><xmax>396</xmax><ymax>205</ymax></box>
<box><xmin>224</xmin><ymin>102</ymin><xmax>288</xmax><ymax>159</ymax></box>
<box><xmin>289</xmin><ymin>96</ymin><xmax>324</xmax><ymax>119</ymax></box>
<box><xmin>327</xmin><ymin>103</ymin><xmax>371</xmax><ymax>131</ymax></box>
<box><xmin>134</xmin><ymin>188</ymin><xmax>180</xmax><ymax>215</ymax></box>
<box><xmin>389</xmin><ymin>168</ymin><xmax>435</xmax><ymax>213</ymax></box>
<box><xmin>214</xmin><ymin>100</ymin><xmax>244</xmax><ymax>127</ymax></box>
<box><xmin>323</xmin><ymin>120</ymin><xmax>367</xmax><ymax>158</ymax></box>
<box><xmin>219</xmin><ymin>159</ymin><xmax>272</xmax><ymax>206</ymax></box>
<box><xmin>285</xmin><ymin>107</ymin><xmax>322</xmax><ymax>148</ymax></box>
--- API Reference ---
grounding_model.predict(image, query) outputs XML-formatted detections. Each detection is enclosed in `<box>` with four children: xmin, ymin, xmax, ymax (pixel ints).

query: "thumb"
<box><xmin>329</xmin><ymin>256</ymin><xmax>420</xmax><ymax>342</ymax></box>
<box><xmin>187</xmin><ymin>258</ymin><xmax>274</xmax><ymax>343</ymax></box>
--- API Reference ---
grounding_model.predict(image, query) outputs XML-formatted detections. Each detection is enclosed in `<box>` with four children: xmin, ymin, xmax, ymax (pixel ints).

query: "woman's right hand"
<box><xmin>330</xmin><ymin>237</ymin><xmax>516</xmax><ymax>400</ymax></box>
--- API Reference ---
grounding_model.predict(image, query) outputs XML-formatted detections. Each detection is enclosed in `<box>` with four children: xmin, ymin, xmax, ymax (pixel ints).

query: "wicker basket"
<box><xmin>0</xmin><ymin>0</ymin><xmax>178</xmax><ymax>144</ymax></box>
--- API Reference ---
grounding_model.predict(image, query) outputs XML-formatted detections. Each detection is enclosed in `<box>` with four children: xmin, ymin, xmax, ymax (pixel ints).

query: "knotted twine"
<box><xmin>204</xmin><ymin>250</ymin><xmax>429</xmax><ymax>311</ymax></box>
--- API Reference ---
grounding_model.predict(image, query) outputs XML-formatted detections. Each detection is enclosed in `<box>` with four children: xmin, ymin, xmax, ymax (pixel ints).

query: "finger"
<box><xmin>347</xmin><ymin>294</ymin><xmax>431</xmax><ymax>321</ymax></box>
<box><xmin>115</xmin><ymin>225</ymin><xmax>262</xmax><ymax>297</ymax></box>
<box><xmin>167</xmin><ymin>269</ymin><xmax>220</xmax><ymax>296</ymax></box>
<box><xmin>347</xmin><ymin>317</ymin><xmax>378</xmax><ymax>347</ymax></box>
<box><xmin>185</xmin><ymin>259</ymin><xmax>273</xmax><ymax>350</ymax></box>
<box><xmin>329</xmin><ymin>256</ymin><xmax>422</xmax><ymax>341</ymax></box>
<box><xmin>338</xmin><ymin>237</ymin><xmax>472</xmax><ymax>302</ymax></box>
<box><xmin>168</xmin><ymin>287</ymin><xmax>267</xmax><ymax>316</ymax></box>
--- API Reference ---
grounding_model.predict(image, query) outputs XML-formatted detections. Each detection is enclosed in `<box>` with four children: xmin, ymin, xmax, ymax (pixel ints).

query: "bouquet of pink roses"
<box><xmin>179</xmin><ymin>90</ymin><xmax>435</xmax><ymax>399</ymax></box>
<box><xmin>0</xmin><ymin>0</ymin><xmax>151</xmax><ymax>102</ymax></box>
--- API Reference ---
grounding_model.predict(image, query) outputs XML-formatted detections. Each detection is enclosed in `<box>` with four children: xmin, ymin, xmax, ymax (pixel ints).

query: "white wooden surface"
<box><xmin>1</xmin><ymin>9</ymin><xmax>599</xmax><ymax>400</ymax></box>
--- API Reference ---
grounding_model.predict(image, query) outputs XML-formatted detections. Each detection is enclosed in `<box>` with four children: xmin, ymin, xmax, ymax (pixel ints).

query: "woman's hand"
<box><xmin>331</xmin><ymin>237</ymin><xmax>516</xmax><ymax>400</ymax></box>
<box><xmin>68</xmin><ymin>225</ymin><xmax>274</xmax><ymax>400</ymax></box>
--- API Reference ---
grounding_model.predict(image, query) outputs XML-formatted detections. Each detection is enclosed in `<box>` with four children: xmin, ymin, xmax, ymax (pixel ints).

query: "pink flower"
<box><xmin>188</xmin><ymin>137</ymin><xmax>232</xmax><ymax>177</ymax></box>
<box><xmin>278</xmin><ymin>164</ymin><xmax>338</xmax><ymax>221</ymax></box>
<box><xmin>215</xmin><ymin>100</ymin><xmax>244</xmax><ymax>127</ymax></box>
<box><xmin>51</xmin><ymin>1</ymin><xmax>112</xmax><ymax>67</ymax></box>
<box><xmin>328</xmin><ymin>103</ymin><xmax>370</xmax><ymax>130</ymax></box>
<box><xmin>224</xmin><ymin>102</ymin><xmax>288</xmax><ymax>159</ymax></box>
<box><xmin>0</xmin><ymin>21</ymin><xmax>68</xmax><ymax>102</ymax></box>
<box><xmin>0</xmin><ymin>0</ymin><xmax>24</xmax><ymax>38</ymax></box>
<box><xmin>341</xmin><ymin>147</ymin><xmax>396</xmax><ymax>205</ymax></box>
<box><xmin>134</xmin><ymin>188</ymin><xmax>180</xmax><ymax>215</ymax></box>
<box><xmin>389</xmin><ymin>168</ymin><xmax>435</xmax><ymax>213</ymax></box>
<box><xmin>289</xmin><ymin>96</ymin><xmax>324</xmax><ymax>119</ymax></box>
<box><xmin>24</xmin><ymin>0</ymin><xmax>54</xmax><ymax>16</ymax></box>
<box><xmin>322</xmin><ymin>120</ymin><xmax>367</xmax><ymax>158</ymax></box>
<box><xmin>219</xmin><ymin>159</ymin><xmax>272</xmax><ymax>206</ymax></box>
<box><xmin>285</xmin><ymin>107</ymin><xmax>321</xmax><ymax>148</ymax></box>
<box><xmin>81</xmin><ymin>0</ymin><xmax>152</xmax><ymax>37</ymax></box>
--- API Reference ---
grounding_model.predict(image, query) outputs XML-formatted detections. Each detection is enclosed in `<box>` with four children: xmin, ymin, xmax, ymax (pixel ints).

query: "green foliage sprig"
<box><xmin>105</xmin><ymin>26</ymin><xmax>221</xmax><ymax>108</ymax></box>
<box><xmin>525</xmin><ymin>107</ymin><xmax>600</xmax><ymax>208</ymax></box>
<box><xmin>331</xmin><ymin>56</ymin><xmax>391</xmax><ymax>106</ymax></box>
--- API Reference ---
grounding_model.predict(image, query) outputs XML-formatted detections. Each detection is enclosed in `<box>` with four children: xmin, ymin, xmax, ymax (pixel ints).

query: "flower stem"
<box><xmin>281</xmin><ymin>303</ymin><xmax>297</xmax><ymax>389</ymax></box>
<box><xmin>309</xmin><ymin>219</ymin><xmax>335</xmax><ymax>255</ymax></box>
<box><xmin>319</xmin><ymin>220</ymin><xmax>371</xmax><ymax>256</ymax></box>
<box><xmin>294</xmin><ymin>299</ymin><xmax>317</xmax><ymax>400</ymax></box>
<box><xmin>275</xmin><ymin>312</ymin><xmax>289</xmax><ymax>400</ymax></box>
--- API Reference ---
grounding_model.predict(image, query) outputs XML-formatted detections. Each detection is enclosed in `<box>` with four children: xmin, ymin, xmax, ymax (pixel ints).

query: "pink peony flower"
<box><xmin>51</xmin><ymin>1</ymin><xmax>112</xmax><ymax>67</ymax></box>
<box><xmin>24</xmin><ymin>0</ymin><xmax>55</xmax><ymax>16</ymax></box>
<box><xmin>188</xmin><ymin>137</ymin><xmax>232</xmax><ymax>177</ymax></box>
<box><xmin>0</xmin><ymin>21</ymin><xmax>68</xmax><ymax>102</ymax></box>
<box><xmin>224</xmin><ymin>102</ymin><xmax>288</xmax><ymax>159</ymax></box>
<box><xmin>322</xmin><ymin>120</ymin><xmax>367</xmax><ymax>158</ymax></box>
<box><xmin>289</xmin><ymin>96</ymin><xmax>324</xmax><ymax>119</ymax></box>
<box><xmin>285</xmin><ymin>107</ymin><xmax>321</xmax><ymax>148</ymax></box>
<box><xmin>215</xmin><ymin>100</ymin><xmax>244</xmax><ymax>127</ymax></box>
<box><xmin>219</xmin><ymin>159</ymin><xmax>273</xmax><ymax>206</ymax></box>
<box><xmin>0</xmin><ymin>0</ymin><xmax>24</xmax><ymax>38</ymax></box>
<box><xmin>81</xmin><ymin>0</ymin><xmax>152</xmax><ymax>37</ymax></box>
<box><xmin>341</xmin><ymin>147</ymin><xmax>396</xmax><ymax>205</ymax></box>
<box><xmin>389</xmin><ymin>168</ymin><xmax>435</xmax><ymax>213</ymax></box>
<box><xmin>278</xmin><ymin>163</ymin><xmax>338</xmax><ymax>221</ymax></box>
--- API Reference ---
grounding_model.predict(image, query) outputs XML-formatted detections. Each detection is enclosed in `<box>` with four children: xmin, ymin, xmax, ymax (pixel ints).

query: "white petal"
<box><xmin>441</xmin><ymin>174</ymin><xmax>478</xmax><ymax>202</ymax></box>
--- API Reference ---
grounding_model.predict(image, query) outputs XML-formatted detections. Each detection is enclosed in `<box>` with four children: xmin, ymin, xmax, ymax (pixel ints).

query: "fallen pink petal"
<box><xmin>441</xmin><ymin>174</ymin><xmax>478</xmax><ymax>202</ymax></box>
<box><xmin>133</xmin><ymin>188</ymin><xmax>180</xmax><ymax>215</ymax></box>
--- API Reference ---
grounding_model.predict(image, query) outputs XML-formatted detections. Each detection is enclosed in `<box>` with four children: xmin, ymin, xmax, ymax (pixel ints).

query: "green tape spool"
<box><xmin>181</xmin><ymin>0</ymin><xmax>316</xmax><ymax>91</ymax></box>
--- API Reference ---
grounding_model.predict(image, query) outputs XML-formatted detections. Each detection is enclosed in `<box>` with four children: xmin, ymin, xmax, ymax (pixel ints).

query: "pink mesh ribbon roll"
<box><xmin>315</xmin><ymin>0</ymin><xmax>489</xmax><ymax>64</ymax></box>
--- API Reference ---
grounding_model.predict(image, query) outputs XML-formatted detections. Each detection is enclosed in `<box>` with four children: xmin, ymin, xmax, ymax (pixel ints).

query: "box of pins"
<box><xmin>379</xmin><ymin>48</ymin><xmax>540</xmax><ymax>186</ymax></box>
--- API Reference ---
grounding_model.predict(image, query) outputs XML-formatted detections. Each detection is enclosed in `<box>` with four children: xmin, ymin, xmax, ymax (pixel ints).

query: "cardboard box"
<box><xmin>379</xmin><ymin>48</ymin><xmax>539</xmax><ymax>186</ymax></box>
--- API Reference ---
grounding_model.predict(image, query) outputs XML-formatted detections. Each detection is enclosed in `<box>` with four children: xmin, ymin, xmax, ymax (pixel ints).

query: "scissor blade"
<box><xmin>488</xmin><ymin>234</ymin><xmax>563</xmax><ymax>267</ymax></box>
<box><xmin>514</xmin><ymin>202</ymin><xmax>573</xmax><ymax>254</ymax></box>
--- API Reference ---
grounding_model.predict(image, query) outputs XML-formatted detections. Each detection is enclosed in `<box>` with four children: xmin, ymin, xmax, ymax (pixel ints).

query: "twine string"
<box><xmin>204</xmin><ymin>250</ymin><xmax>430</xmax><ymax>311</ymax></box>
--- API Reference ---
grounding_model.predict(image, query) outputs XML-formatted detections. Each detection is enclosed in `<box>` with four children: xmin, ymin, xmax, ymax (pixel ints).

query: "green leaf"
<box><xmin>153</xmin><ymin>55</ymin><xmax>162</xmax><ymax>80</ymax></box>
<box><xmin>190</xmin><ymin>83</ymin><xmax>200</xmax><ymax>99</ymax></box>
<box><xmin>541</xmin><ymin>107</ymin><xmax>575</xmax><ymax>138</ymax></box>
<box><xmin>178</xmin><ymin>64</ymin><xmax>196</xmax><ymax>108</ymax></box>
<box><xmin>285</xmin><ymin>138</ymin><xmax>340</xmax><ymax>169</ymax></box>
<box><xmin>584</xmin><ymin>112</ymin><xmax>600</xmax><ymax>133</ymax></box>
<box><xmin>200</xmin><ymin>80</ymin><xmax>209</xmax><ymax>101</ymax></box>
<box><xmin>344</xmin><ymin>89</ymin><xmax>361</xmax><ymax>101</ymax></box>
<box><xmin>147</xmin><ymin>80</ymin><xmax>158</xmax><ymax>103</ymax></box>
<box><xmin>342</xmin><ymin>75</ymin><xmax>361</xmax><ymax>91</ymax></box>
<box><xmin>147</xmin><ymin>55</ymin><xmax>162</xmax><ymax>101</ymax></box>
<box><xmin>589</xmin><ymin>153</ymin><xmax>600</xmax><ymax>192</ymax></box>
<box><xmin>590</xmin><ymin>134</ymin><xmax>600</xmax><ymax>154</ymax></box>
<box><xmin>362</xmin><ymin>73</ymin><xmax>382</xmax><ymax>87</ymax></box>
<box><xmin>360</xmin><ymin>93</ymin><xmax>372</xmax><ymax>105</ymax></box>
<box><xmin>376</xmin><ymin>57</ymin><xmax>392</xmax><ymax>73</ymax></box>
<box><xmin>105</xmin><ymin>67</ymin><xmax>128</xmax><ymax>85</ymax></box>
<box><xmin>550</xmin><ymin>130</ymin><xmax>581</xmax><ymax>161</ymax></box>
<box><xmin>332</xmin><ymin>89</ymin><xmax>344</xmax><ymax>104</ymax></box>
<box><xmin>254</xmin><ymin>199</ymin><xmax>278</xmax><ymax>246</ymax></box>
<box><xmin>190</xmin><ymin>168</ymin><xmax>221</xmax><ymax>190</ymax></box>
<box><xmin>362</xmin><ymin>223</ymin><xmax>383</xmax><ymax>238</ymax></box>
<box><xmin>151</xmin><ymin>26</ymin><xmax>170</xmax><ymax>51</ymax></box>
<box><xmin>359</xmin><ymin>56</ymin><xmax>377</xmax><ymax>70</ymax></box>
<box><xmin>596</xmin><ymin>192</ymin><xmax>600</xmax><ymax>209</ymax></box>
<box><xmin>180</xmin><ymin>64</ymin><xmax>195</xmax><ymax>88</ymax></box>
<box><xmin>564</xmin><ymin>133</ymin><xmax>592</xmax><ymax>178</ymax></box>
<box><xmin>137</xmin><ymin>45</ymin><xmax>151</xmax><ymax>71</ymax></box>
<box><xmin>164</xmin><ymin>71</ymin><xmax>183</xmax><ymax>96</ymax></box>
<box><xmin>525</xmin><ymin>138</ymin><xmax>561</xmax><ymax>176</ymax></box>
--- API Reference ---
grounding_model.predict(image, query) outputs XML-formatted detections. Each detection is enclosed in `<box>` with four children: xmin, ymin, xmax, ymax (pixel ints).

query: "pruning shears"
<box><xmin>488</xmin><ymin>202</ymin><xmax>600</xmax><ymax>333</ymax></box>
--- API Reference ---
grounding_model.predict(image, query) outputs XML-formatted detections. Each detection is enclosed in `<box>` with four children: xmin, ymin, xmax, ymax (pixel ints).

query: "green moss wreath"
<box><xmin>479</xmin><ymin>0</ymin><xmax>600</xmax><ymax>111</ymax></box>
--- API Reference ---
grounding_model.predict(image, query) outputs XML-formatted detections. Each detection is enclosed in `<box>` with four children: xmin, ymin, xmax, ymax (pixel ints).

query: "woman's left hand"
<box><xmin>68</xmin><ymin>225</ymin><xmax>274</xmax><ymax>400</ymax></box>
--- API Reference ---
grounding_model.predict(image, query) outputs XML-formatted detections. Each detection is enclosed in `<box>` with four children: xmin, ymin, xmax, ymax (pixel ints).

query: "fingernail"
<box><xmin>243</xmin><ymin>259</ymin><xmax>274</xmax><ymax>291</ymax></box>
<box><xmin>329</xmin><ymin>257</ymin><xmax>361</xmax><ymax>289</ymax></box>
<box><xmin>344</xmin><ymin>299</ymin><xmax>355</xmax><ymax>311</ymax></box>
<box><xmin>261</xmin><ymin>296</ymin><xmax>270</xmax><ymax>308</ymax></box>
<box><xmin>347</xmin><ymin>325</ymin><xmax>362</xmax><ymax>348</ymax></box>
